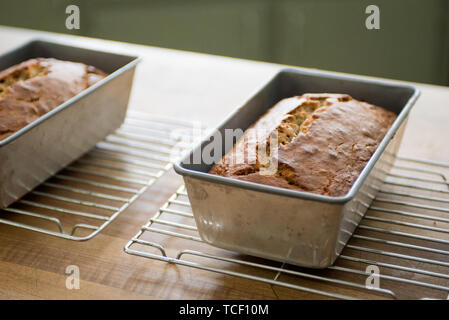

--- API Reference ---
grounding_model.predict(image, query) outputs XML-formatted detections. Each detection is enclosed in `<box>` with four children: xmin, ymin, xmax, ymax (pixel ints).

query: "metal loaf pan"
<box><xmin>0</xmin><ymin>39</ymin><xmax>140</xmax><ymax>208</ymax></box>
<box><xmin>174</xmin><ymin>68</ymin><xmax>420</xmax><ymax>268</ymax></box>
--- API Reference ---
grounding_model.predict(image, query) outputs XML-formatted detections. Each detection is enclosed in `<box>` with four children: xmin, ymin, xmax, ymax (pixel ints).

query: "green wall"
<box><xmin>1</xmin><ymin>0</ymin><xmax>448</xmax><ymax>85</ymax></box>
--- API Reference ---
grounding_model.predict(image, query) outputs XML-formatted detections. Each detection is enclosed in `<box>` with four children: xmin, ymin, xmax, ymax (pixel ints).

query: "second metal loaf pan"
<box><xmin>0</xmin><ymin>39</ymin><xmax>140</xmax><ymax>208</ymax></box>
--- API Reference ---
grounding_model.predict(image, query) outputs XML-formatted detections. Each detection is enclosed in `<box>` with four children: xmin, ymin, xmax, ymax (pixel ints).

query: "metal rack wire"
<box><xmin>125</xmin><ymin>155</ymin><xmax>449</xmax><ymax>300</ymax></box>
<box><xmin>0</xmin><ymin>110</ymin><xmax>202</xmax><ymax>241</ymax></box>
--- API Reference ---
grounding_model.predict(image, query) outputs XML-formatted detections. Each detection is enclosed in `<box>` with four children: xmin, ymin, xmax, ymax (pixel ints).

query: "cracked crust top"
<box><xmin>209</xmin><ymin>93</ymin><xmax>397</xmax><ymax>197</ymax></box>
<box><xmin>0</xmin><ymin>58</ymin><xmax>107</xmax><ymax>141</ymax></box>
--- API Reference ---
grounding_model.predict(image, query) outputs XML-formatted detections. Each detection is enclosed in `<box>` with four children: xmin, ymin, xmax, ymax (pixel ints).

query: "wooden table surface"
<box><xmin>0</xmin><ymin>26</ymin><xmax>448</xmax><ymax>300</ymax></box>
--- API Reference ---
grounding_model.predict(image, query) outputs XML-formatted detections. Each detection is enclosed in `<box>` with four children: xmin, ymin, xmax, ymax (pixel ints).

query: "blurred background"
<box><xmin>1</xmin><ymin>0</ymin><xmax>448</xmax><ymax>85</ymax></box>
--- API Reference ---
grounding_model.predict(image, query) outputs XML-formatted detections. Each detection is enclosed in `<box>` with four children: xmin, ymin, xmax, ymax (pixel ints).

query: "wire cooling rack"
<box><xmin>0</xmin><ymin>110</ymin><xmax>202</xmax><ymax>241</ymax></box>
<box><xmin>125</xmin><ymin>155</ymin><xmax>449</xmax><ymax>300</ymax></box>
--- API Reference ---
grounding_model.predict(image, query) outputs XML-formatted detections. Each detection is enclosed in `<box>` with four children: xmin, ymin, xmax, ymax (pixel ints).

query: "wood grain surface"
<box><xmin>0</xmin><ymin>26</ymin><xmax>448</xmax><ymax>300</ymax></box>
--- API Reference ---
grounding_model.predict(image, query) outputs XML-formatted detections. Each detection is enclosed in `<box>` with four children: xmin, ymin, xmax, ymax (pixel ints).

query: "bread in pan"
<box><xmin>209</xmin><ymin>93</ymin><xmax>397</xmax><ymax>197</ymax></box>
<box><xmin>0</xmin><ymin>58</ymin><xmax>107</xmax><ymax>141</ymax></box>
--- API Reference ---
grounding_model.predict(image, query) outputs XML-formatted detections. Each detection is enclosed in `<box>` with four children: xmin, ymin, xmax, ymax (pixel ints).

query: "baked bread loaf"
<box><xmin>0</xmin><ymin>58</ymin><xmax>107</xmax><ymax>141</ymax></box>
<box><xmin>209</xmin><ymin>93</ymin><xmax>397</xmax><ymax>197</ymax></box>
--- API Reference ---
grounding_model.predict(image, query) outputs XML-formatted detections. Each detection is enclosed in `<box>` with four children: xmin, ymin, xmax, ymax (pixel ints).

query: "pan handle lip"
<box><xmin>173</xmin><ymin>161</ymin><xmax>354</xmax><ymax>204</ymax></box>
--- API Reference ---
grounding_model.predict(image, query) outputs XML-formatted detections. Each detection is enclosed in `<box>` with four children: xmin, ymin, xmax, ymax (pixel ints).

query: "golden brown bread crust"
<box><xmin>209</xmin><ymin>93</ymin><xmax>397</xmax><ymax>197</ymax></box>
<box><xmin>0</xmin><ymin>58</ymin><xmax>107</xmax><ymax>141</ymax></box>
